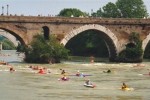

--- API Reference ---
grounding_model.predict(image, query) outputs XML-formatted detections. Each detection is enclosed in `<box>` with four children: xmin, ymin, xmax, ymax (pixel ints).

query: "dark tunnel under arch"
<box><xmin>42</xmin><ymin>26</ymin><xmax>50</xmax><ymax>40</ymax></box>
<box><xmin>0</xmin><ymin>28</ymin><xmax>25</xmax><ymax>46</ymax></box>
<box><xmin>65</xmin><ymin>29</ymin><xmax>118</xmax><ymax>61</ymax></box>
<box><xmin>61</xmin><ymin>24</ymin><xmax>119</xmax><ymax>62</ymax></box>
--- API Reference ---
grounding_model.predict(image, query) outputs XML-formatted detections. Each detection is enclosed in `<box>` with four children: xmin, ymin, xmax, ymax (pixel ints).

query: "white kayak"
<box><xmin>84</xmin><ymin>84</ymin><xmax>96</xmax><ymax>88</ymax></box>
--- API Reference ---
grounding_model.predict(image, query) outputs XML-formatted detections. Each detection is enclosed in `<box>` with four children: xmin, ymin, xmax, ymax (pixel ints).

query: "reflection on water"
<box><xmin>0</xmin><ymin>50</ymin><xmax>150</xmax><ymax>100</ymax></box>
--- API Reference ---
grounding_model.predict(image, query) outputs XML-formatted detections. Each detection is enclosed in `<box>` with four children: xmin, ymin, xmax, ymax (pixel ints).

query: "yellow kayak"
<box><xmin>121</xmin><ymin>87</ymin><xmax>134</xmax><ymax>91</ymax></box>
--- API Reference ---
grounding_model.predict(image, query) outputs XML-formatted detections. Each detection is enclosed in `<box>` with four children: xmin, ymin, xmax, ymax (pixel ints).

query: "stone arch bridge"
<box><xmin>0</xmin><ymin>16</ymin><xmax>150</xmax><ymax>61</ymax></box>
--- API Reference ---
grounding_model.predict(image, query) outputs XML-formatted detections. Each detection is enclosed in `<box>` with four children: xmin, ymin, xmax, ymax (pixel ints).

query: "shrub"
<box><xmin>24</xmin><ymin>34</ymin><xmax>69</xmax><ymax>63</ymax></box>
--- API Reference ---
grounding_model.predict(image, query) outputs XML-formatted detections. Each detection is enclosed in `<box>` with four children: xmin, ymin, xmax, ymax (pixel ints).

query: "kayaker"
<box><xmin>85</xmin><ymin>79</ymin><xmax>92</xmax><ymax>85</ymax></box>
<box><xmin>61</xmin><ymin>69</ymin><xmax>66</xmax><ymax>75</ymax></box>
<box><xmin>38</xmin><ymin>68</ymin><xmax>45</xmax><ymax>74</ymax></box>
<box><xmin>122</xmin><ymin>83</ymin><xmax>128</xmax><ymax>89</ymax></box>
<box><xmin>90</xmin><ymin>56</ymin><xmax>94</xmax><ymax>63</ymax></box>
<box><xmin>29</xmin><ymin>65</ymin><xmax>32</xmax><ymax>68</ymax></box>
<box><xmin>107</xmin><ymin>69</ymin><xmax>111</xmax><ymax>73</ymax></box>
<box><xmin>10</xmin><ymin>67</ymin><xmax>15</xmax><ymax>72</ymax></box>
<box><xmin>103</xmin><ymin>69</ymin><xmax>111</xmax><ymax>73</ymax></box>
<box><xmin>76</xmin><ymin>70</ymin><xmax>81</xmax><ymax>76</ymax></box>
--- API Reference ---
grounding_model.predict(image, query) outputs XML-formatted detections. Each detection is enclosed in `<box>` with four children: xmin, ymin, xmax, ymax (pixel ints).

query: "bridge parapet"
<box><xmin>0</xmin><ymin>16</ymin><xmax>150</xmax><ymax>25</ymax></box>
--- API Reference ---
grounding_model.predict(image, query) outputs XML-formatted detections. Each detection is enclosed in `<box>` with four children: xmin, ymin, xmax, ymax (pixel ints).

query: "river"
<box><xmin>0</xmin><ymin>50</ymin><xmax>150</xmax><ymax>100</ymax></box>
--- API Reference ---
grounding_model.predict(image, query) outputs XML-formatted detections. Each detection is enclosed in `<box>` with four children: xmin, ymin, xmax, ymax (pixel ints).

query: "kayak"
<box><xmin>121</xmin><ymin>87</ymin><xmax>134</xmax><ymax>91</ymax></box>
<box><xmin>69</xmin><ymin>74</ymin><xmax>92</xmax><ymax>77</ymax></box>
<box><xmin>38</xmin><ymin>69</ymin><xmax>46</xmax><ymax>74</ymax></box>
<box><xmin>84</xmin><ymin>84</ymin><xmax>96</xmax><ymax>88</ymax></box>
<box><xmin>138</xmin><ymin>74</ymin><xmax>150</xmax><ymax>76</ymax></box>
<box><xmin>38</xmin><ymin>71</ymin><xmax>46</xmax><ymax>74</ymax></box>
<box><xmin>58</xmin><ymin>78</ymin><xmax>69</xmax><ymax>81</ymax></box>
<box><xmin>142</xmin><ymin>74</ymin><xmax>150</xmax><ymax>76</ymax></box>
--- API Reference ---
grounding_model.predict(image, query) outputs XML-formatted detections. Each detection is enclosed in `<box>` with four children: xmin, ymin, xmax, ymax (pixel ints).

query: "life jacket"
<box><xmin>38</xmin><ymin>69</ymin><xmax>45</xmax><ymax>74</ymax></box>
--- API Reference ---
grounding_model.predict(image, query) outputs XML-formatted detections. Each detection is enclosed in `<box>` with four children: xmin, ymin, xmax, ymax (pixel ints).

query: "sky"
<box><xmin>0</xmin><ymin>0</ymin><xmax>150</xmax><ymax>16</ymax></box>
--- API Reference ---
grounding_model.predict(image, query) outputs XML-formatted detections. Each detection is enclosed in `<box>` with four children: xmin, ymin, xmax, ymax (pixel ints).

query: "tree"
<box><xmin>116</xmin><ymin>0</ymin><xmax>148</xmax><ymax>18</ymax></box>
<box><xmin>24</xmin><ymin>34</ymin><xmax>69</xmax><ymax>63</ymax></box>
<box><xmin>92</xmin><ymin>0</ymin><xmax>148</xmax><ymax>18</ymax></box>
<box><xmin>91</xmin><ymin>8</ymin><xmax>103</xmax><ymax>17</ymax></box>
<box><xmin>16</xmin><ymin>43</ymin><xmax>26</xmax><ymax>52</ymax></box>
<box><xmin>117</xmin><ymin>32</ymin><xmax>143</xmax><ymax>62</ymax></box>
<box><xmin>58</xmin><ymin>8</ymin><xmax>88</xmax><ymax>17</ymax></box>
<box><xmin>126</xmin><ymin>32</ymin><xmax>143</xmax><ymax>59</ymax></box>
<box><xmin>0</xmin><ymin>38</ymin><xmax>16</xmax><ymax>50</ymax></box>
<box><xmin>102</xmin><ymin>2</ymin><xmax>121</xmax><ymax>18</ymax></box>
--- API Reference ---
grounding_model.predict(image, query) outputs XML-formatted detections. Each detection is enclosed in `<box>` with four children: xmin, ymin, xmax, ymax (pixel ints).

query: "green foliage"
<box><xmin>58</xmin><ymin>8</ymin><xmax>88</xmax><ymax>17</ymax></box>
<box><xmin>116</xmin><ymin>0</ymin><xmax>148</xmax><ymax>18</ymax></box>
<box><xmin>0</xmin><ymin>38</ymin><xmax>16</xmax><ymax>50</ymax></box>
<box><xmin>0</xmin><ymin>36</ymin><xmax>4</xmax><ymax>41</ymax></box>
<box><xmin>102</xmin><ymin>2</ymin><xmax>121</xmax><ymax>18</ymax></box>
<box><xmin>91</xmin><ymin>8</ymin><xmax>103</xmax><ymax>17</ymax></box>
<box><xmin>117</xmin><ymin>32</ymin><xmax>143</xmax><ymax>62</ymax></box>
<box><xmin>92</xmin><ymin>0</ymin><xmax>148</xmax><ymax>18</ymax></box>
<box><xmin>65</xmin><ymin>30</ymin><xmax>108</xmax><ymax>57</ymax></box>
<box><xmin>125</xmin><ymin>46</ymin><xmax>143</xmax><ymax>58</ymax></box>
<box><xmin>16</xmin><ymin>43</ymin><xmax>26</xmax><ymax>52</ymax></box>
<box><xmin>24</xmin><ymin>34</ymin><xmax>69</xmax><ymax>63</ymax></box>
<box><xmin>129</xmin><ymin>32</ymin><xmax>141</xmax><ymax>43</ymax></box>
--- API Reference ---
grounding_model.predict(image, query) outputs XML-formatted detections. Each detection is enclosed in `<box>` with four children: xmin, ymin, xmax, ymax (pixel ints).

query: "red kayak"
<box><xmin>138</xmin><ymin>71</ymin><xmax>150</xmax><ymax>76</ymax></box>
<box><xmin>142</xmin><ymin>74</ymin><xmax>150</xmax><ymax>76</ymax></box>
<box><xmin>58</xmin><ymin>77</ymin><xmax>69</xmax><ymax>81</ymax></box>
<box><xmin>38</xmin><ymin>72</ymin><xmax>46</xmax><ymax>74</ymax></box>
<box><xmin>38</xmin><ymin>69</ymin><xmax>46</xmax><ymax>74</ymax></box>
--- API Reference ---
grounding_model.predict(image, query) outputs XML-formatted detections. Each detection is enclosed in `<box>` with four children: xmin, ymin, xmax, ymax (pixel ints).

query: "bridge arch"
<box><xmin>0</xmin><ymin>30</ymin><xmax>19</xmax><ymax>46</ymax></box>
<box><xmin>61</xmin><ymin>24</ymin><xmax>120</xmax><ymax>61</ymax></box>
<box><xmin>0</xmin><ymin>28</ymin><xmax>26</xmax><ymax>46</ymax></box>
<box><xmin>142</xmin><ymin>33</ymin><xmax>150</xmax><ymax>54</ymax></box>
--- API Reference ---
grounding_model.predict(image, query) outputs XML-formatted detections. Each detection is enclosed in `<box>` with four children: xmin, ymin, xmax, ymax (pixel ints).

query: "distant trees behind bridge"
<box><xmin>57</xmin><ymin>0</ymin><xmax>148</xmax><ymax>18</ymax></box>
<box><xmin>58</xmin><ymin>8</ymin><xmax>89</xmax><ymax>17</ymax></box>
<box><xmin>92</xmin><ymin>0</ymin><xmax>148</xmax><ymax>18</ymax></box>
<box><xmin>0</xmin><ymin>36</ymin><xmax>16</xmax><ymax>50</ymax></box>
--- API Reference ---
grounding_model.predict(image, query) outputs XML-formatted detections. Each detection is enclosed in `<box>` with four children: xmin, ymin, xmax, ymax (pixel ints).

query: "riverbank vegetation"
<box><xmin>0</xmin><ymin>36</ymin><xmax>16</xmax><ymax>50</ymax></box>
<box><xmin>116</xmin><ymin>32</ymin><xmax>143</xmax><ymax>62</ymax></box>
<box><xmin>18</xmin><ymin>34</ymin><xmax>69</xmax><ymax>64</ymax></box>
